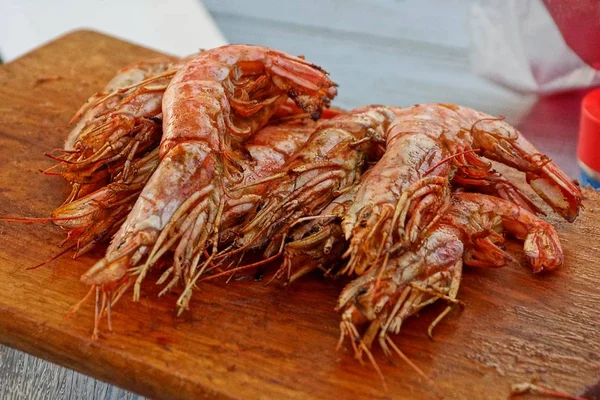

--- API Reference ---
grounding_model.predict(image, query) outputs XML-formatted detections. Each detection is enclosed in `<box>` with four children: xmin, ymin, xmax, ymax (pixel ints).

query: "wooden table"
<box><xmin>1</xmin><ymin>3</ymin><xmax>598</xmax><ymax>400</ymax></box>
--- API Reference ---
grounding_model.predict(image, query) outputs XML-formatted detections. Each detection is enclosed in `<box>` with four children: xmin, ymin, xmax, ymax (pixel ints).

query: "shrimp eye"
<box><xmin>356</xmin><ymin>286</ymin><xmax>368</xmax><ymax>296</ymax></box>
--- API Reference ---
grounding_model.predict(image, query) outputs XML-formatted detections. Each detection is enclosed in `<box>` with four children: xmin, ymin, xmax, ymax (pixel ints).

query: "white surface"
<box><xmin>204</xmin><ymin>0</ymin><xmax>536</xmax><ymax>124</ymax></box>
<box><xmin>0</xmin><ymin>0</ymin><xmax>227</xmax><ymax>61</ymax></box>
<box><xmin>470</xmin><ymin>0</ymin><xmax>600</xmax><ymax>93</ymax></box>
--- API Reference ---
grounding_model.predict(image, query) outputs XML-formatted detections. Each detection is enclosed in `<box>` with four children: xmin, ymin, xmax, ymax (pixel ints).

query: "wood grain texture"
<box><xmin>0</xmin><ymin>30</ymin><xmax>161</xmax><ymax>400</ymax></box>
<box><xmin>1</xmin><ymin>30</ymin><xmax>600</xmax><ymax>400</ymax></box>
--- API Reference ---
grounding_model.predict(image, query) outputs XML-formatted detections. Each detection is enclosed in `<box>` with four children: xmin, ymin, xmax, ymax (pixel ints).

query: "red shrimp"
<box><xmin>341</xmin><ymin>103</ymin><xmax>581</xmax><ymax>277</ymax></box>
<box><xmin>338</xmin><ymin>192</ymin><xmax>563</xmax><ymax>384</ymax></box>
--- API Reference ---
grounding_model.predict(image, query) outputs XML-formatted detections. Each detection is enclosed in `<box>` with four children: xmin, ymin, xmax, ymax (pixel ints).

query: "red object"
<box><xmin>543</xmin><ymin>0</ymin><xmax>600</xmax><ymax>70</ymax></box>
<box><xmin>578</xmin><ymin>88</ymin><xmax>600</xmax><ymax>171</ymax></box>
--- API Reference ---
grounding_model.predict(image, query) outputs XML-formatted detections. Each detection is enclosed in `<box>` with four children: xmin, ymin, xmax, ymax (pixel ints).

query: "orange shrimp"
<box><xmin>0</xmin><ymin>61</ymin><xmax>177</xmax><ymax>258</ymax></box>
<box><xmin>341</xmin><ymin>103</ymin><xmax>581</xmax><ymax>277</ymax></box>
<box><xmin>21</xmin><ymin>117</ymin><xmax>322</xmax><ymax>337</ymax></box>
<box><xmin>49</xmin><ymin>148</ymin><xmax>160</xmax><ymax>257</ymax></box>
<box><xmin>64</xmin><ymin>58</ymin><xmax>177</xmax><ymax>150</ymax></box>
<box><xmin>229</xmin><ymin>106</ymin><xmax>395</xmax><ymax>259</ymax></box>
<box><xmin>340</xmin><ymin>106</ymin><xmax>453</xmax><ymax>276</ymax></box>
<box><xmin>337</xmin><ymin>192</ymin><xmax>563</xmax><ymax>382</ymax></box>
<box><xmin>165</xmin><ymin>118</ymin><xmax>324</xmax><ymax>307</ymax></box>
<box><xmin>53</xmin><ymin>58</ymin><xmax>180</xmax><ymax>203</ymax></box>
<box><xmin>437</xmin><ymin>103</ymin><xmax>582</xmax><ymax>222</ymax></box>
<box><xmin>2</xmin><ymin>101</ymin><xmax>330</xmax><ymax>273</ymax></box>
<box><xmin>54</xmin><ymin>114</ymin><xmax>328</xmax><ymax>262</ymax></box>
<box><xmin>80</xmin><ymin>45</ymin><xmax>336</xmax><ymax>311</ymax></box>
<box><xmin>275</xmin><ymin>182</ymin><xmax>360</xmax><ymax>284</ymax></box>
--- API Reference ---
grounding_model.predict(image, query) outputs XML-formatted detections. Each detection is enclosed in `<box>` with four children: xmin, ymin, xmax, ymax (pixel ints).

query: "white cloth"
<box><xmin>469</xmin><ymin>0</ymin><xmax>600</xmax><ymax>93</ymax></box>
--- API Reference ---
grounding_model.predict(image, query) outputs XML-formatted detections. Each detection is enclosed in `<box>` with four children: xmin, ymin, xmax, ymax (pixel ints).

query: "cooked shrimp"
<box><xmin>341</xmin><ymin>103</ymin><xmax>581</xmax><ymax>277</ymax></box>
<box><xmin>64</xmin><ymin>58</ymin><xmax>177</xmax><ymax>150</ymax></box>
<box><xmin>50</xmin><ymin>148</ymin><xmax>160</xmax><ymax>257</ymax></box>
<box><xmin>54</xmin><ymin>58</ymin><xmax>179</xmax><ymax>203</ymax></box>
<box><xmin>337</xmin><ymin>192</ymin><xmax>563</xmax><ymax>381</ymax></box>
<box><xmin>53</xmin><ymin>118</ymin><xmax>322</xmax><ymax>265</ymax></box>
<box><xmin>276</xmin><ymin>183</ymin><xmax>360</xmax><ymax>284</ymax></box>
<box><xmin>438</xmin><ymin>103</ymin><xmax>582</xmax><ymax>222</ymax></box>
<box><xmin>3</xmin><ymin>103</ymin><xmax>327</xmax><ymax>271</ymax></box>
<box><xmin>36</xmin><ymin>118</ymin><xmax>321</xmax><ymax>337</ymax></box>
<box><xmin>81</xmin><ymin>45</ymin><xmax>336</xmax><ymax>312</ymax></box>
<box><xmin>340</xmin><ymin>106</ymin><xmax>453</xmax><ymax>276</ymax></box>
<box><xmin>163</xmin><ymin>118</ymin><xmax>322</xmax><ymax>304</ymax></box>
<box><xmin>230</xmin><ymin>106</ymin><xmax>395</xmax><ymax>259</ymax></box>
<box><xmin>220</xmin><ymin>118</ymin><xmax>324</xmax><ymax>238</ymax></box>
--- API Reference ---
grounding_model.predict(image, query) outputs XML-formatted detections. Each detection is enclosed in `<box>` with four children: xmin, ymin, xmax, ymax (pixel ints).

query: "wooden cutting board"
<box><xmin>1</xmin><ymin>30</ymin><xmax>599</xmax><ymax>400</ymax></box>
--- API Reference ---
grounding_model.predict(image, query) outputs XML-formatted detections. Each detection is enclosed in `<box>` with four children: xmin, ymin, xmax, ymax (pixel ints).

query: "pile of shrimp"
<box><xmin>1</xmin><ymin>45</ymin><xmax>583</xmax><ymax>387</ymax></box>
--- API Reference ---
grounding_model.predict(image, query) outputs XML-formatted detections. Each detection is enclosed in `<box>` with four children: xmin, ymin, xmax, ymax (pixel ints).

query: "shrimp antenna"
<box><xmin>43</xmin><ymin>152</ymin><xmax>75</xmax><ymax>164</ymax></box>
<box><xmin>231</xmin><ymin>172</ymin><xmax>287</xmax><ymax>191</ymax></box>
<box><xmin>0</xmin><ymin>210</ymin><xmax>94</xmax><ymax>224</ymax></box>
<box><xmin>423</xmin><ymin>148</ymin><xmax>481</xmax><ymax>176</ymax></box>
<box><xmin>205</xmin><ymin>234</ymin><xmax>288</xmax><ymax>284</ymax></box>
<box><xmin>469</xmin><ymin>116</ymin><xmax>511</xmax><ymax>138</ymax></box>
<box><xmin>214</xmin><ymin>223</ymin><xmax>271</xmax><ymax>260</ymax></box>
<box><xmin>343</xmin><ymin>320</ymin><xmax>388</xmax><ymax>391</ymax></box>
<box><xmin>46</xmin><ymin>148</ymin><xmax>81</xmax><ymax>155</ymax></box>
<box><xmin>27</xmin><ymin>244</ymin><xmax>75</xmax><ymax>270</ymax></box>
<box><xmin>93</xmin><ymin>70</ymin><xmax>176</xmax><ymax>106</ymax></box>
<box><xmin>64</xmin><ymin>284</ymin><xmax>95</xmax><ymax>323</ymax></box>
<box><xmin>200</xmin><ymin>249</ymin><xmax>283</xmax><ymax>283</ymax></box>
<box><xmin>39</xmin><ymin>166</ymin><xmax>64</xmax><ymax>175</ymax></box>
<box><xmin>385</xmin><ymin>336</ymin><xmax>442</xmax><ymax>396</ymax></box>
<box><xmin>289</xmin><ymin>214</ymin><xmax>337</xmax><ymax>228</ymax></box>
